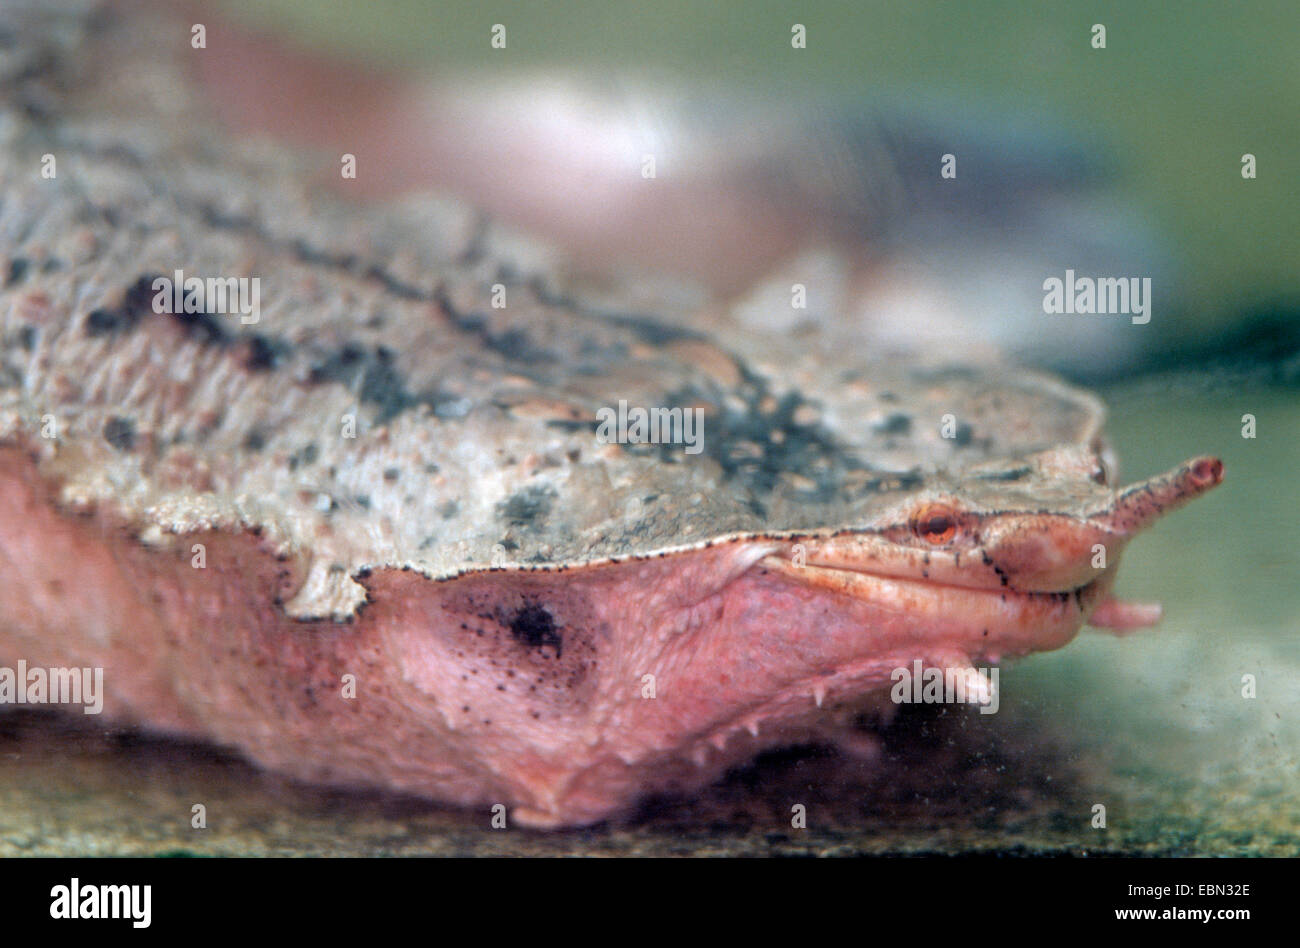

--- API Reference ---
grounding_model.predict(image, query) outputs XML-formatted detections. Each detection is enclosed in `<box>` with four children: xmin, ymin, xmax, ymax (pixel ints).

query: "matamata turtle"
<box><xmin>0</xmin><ymin>0</ymin><xmax>1221</xmax><ymax>827</ymax></box>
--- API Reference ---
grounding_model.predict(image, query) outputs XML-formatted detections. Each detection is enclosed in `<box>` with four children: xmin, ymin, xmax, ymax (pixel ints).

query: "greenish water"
<box><xmin>220</xmin><ymin>0</ymin><xmax>1299</xmax><ymax>333</ymax></box>
<box><xmin>1009</xmin><ymin>377</ymin><xmax>1300</xmax><ymax>855</ymax></box>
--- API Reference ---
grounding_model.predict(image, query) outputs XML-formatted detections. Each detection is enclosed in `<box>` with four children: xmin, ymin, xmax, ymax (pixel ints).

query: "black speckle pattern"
<box><xmin>510</xmin><ymin>603</ymin><xmax>563</xmax><ymax>657</ymax></box>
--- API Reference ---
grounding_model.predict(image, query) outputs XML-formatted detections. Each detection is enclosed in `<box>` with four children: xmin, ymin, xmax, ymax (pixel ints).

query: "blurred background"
<box><xmin>211</xmin><ymin>0</ymin><xmax>1299</xmax><ymax>380</ymax></box>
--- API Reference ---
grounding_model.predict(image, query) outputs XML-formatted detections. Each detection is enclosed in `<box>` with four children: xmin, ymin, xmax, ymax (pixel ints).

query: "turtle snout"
<box><xmin>982</xmin><ymin>516</ymin><xmax>1120</xmax><ymax>593</ymax></box>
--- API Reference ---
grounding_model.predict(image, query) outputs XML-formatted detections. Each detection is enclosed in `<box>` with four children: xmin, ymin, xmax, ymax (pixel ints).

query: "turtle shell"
<box><xmin>0</xmin><ymin>0</ymin><xmax>1106</xmax><ymax>618</ymax></box>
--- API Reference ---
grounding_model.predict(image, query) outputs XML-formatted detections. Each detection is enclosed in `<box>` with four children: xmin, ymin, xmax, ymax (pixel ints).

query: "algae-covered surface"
<box><xmin>2</xmin><ymin>370</ymin><xmax>1295</xmax><ymax>856</ymax></box>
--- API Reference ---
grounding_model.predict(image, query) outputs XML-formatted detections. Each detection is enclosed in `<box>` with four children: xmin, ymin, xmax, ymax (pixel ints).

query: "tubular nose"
<box><xmin>1098</xmin><ymin>456</ymin><xmax>1224</xmax><ymax>536</ymax></box>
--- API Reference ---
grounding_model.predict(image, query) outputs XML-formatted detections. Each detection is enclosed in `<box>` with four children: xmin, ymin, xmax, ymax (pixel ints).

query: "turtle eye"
<box><xmin>912</xmin><ymin>504</ymin><xmax>958</xmax><ymax>544</ymax></box>
<box><xmin>1090</xmin><ymin>437</ymin><xmax>1114</xmax><ymax>485</ymax></box>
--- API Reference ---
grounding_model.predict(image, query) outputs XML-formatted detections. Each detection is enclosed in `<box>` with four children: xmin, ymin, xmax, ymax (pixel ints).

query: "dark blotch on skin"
<box><xmin>498</xmin><ymin>485</ymin><xmax>557</xmax><ymax>527</ymax></box>
<box><xmin>545</xmin><ymin>418</ymin><xmax>597</xmax><ymax>433</ymax></box>
<box><xmin>294</xmin><ymin>237</ymin><xmax>357</xmax><ymax>271</ymax></box>
<box><xmin>309</xmin><ymin>342</ymin><xmax>366</xmax><ymax>380</ymax></box>
<box><xmin>527</xmin><ymin>278</ymin><xmax>706</xmax><ymax>346</ymax></box>
<box><xmin>307</xmin><ymin>342</ymin><xmax>464</xmax><ymax>424</ymax></box>
<box><xmin>358</xmin><ymin>347</ymin><xmax>412</xmax><ymax>420</ymax></box>
<box><xmin>662</xmin><ymin>370</ymin><xmax>860</xmax><ymax>507</ymax></box>
<box><xmin>173</xmin><ymin>310</ymin><xmax>230</xmax><ymax>345</ymax></box>
<box><xmin>5</xmin><ymin>257</ymin><xmax>29</xmax><ymax>286</ymax></box>
<box><xmin>288</xmin><ymin>442</ymin><xmax>319</xmax><ymax>471</ymax></box>
<box><xmin>364</xmin><ymin>264</ymin><xmax>424</xmax><ymax>300</ymax></box>
<box><xmin>875</xmin><ymin>413</ymin><xmax>913</xmax><ymax>435</ymax></box>
<box><xmin>245</xmin><ymin>333</ymin><xmax>288</xmax><ymax>371</ymax></box>
<box><xmin>83</xmin><ymin>274</ymin><xmax>161</xmax><ymax>336</ymax></box>
<box><xmin>103</xmin><ymin>416</ymin><xmax>136</xmax><ymax>451</ymax></box>
<box><xmin>198</xmin><ymin>202</ymin><xmax>255</xmax><ymax>231</ymax></box>
<box><xmin>975</xmin><ymin>466</ymin><xmax>1032</xmax><ymax>482</ymax></box>
<box><xmin>123</xmin><ymin>273</ymin><xmax>158</xmax><ymax>316</ymax></box>
<box><xmin>606</xmin><ymin>312</ymin><xmax>706</xmax><ymax>346</ymax></box>
<box><xmin>509</xmin><ymin>604</ymin><xmax>563</xmax><ymax>657</ymax></box>
<box><xmin>135</xmin><ymin>270</ymin><xmax>231</xmax><ymax>345</ymax></box>
<box><xmin>485</xmin><ymin>327</ymin><xmax>553</xmax><ymax>363</ymax></box>
<box><xmin>84</xmin><ymin>308</ymin><xmax>122</xmax><ymax>335</ymax></box>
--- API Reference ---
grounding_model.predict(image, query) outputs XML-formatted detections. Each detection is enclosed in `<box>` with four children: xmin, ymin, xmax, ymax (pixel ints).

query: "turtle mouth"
<box><xmin>755</xmin><ymin>552</ymin><xmax>1112</xmax><ymax>647</ymax></box>
<box><xmin>759</xmin><ymin>552</ymin><xmax>1106</xmax><ymax>603</ymax></box>
<box><xmin>673</xmin><ymin>556</ymin><xmax>1110</xmax><ymax>762</ymax></box>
